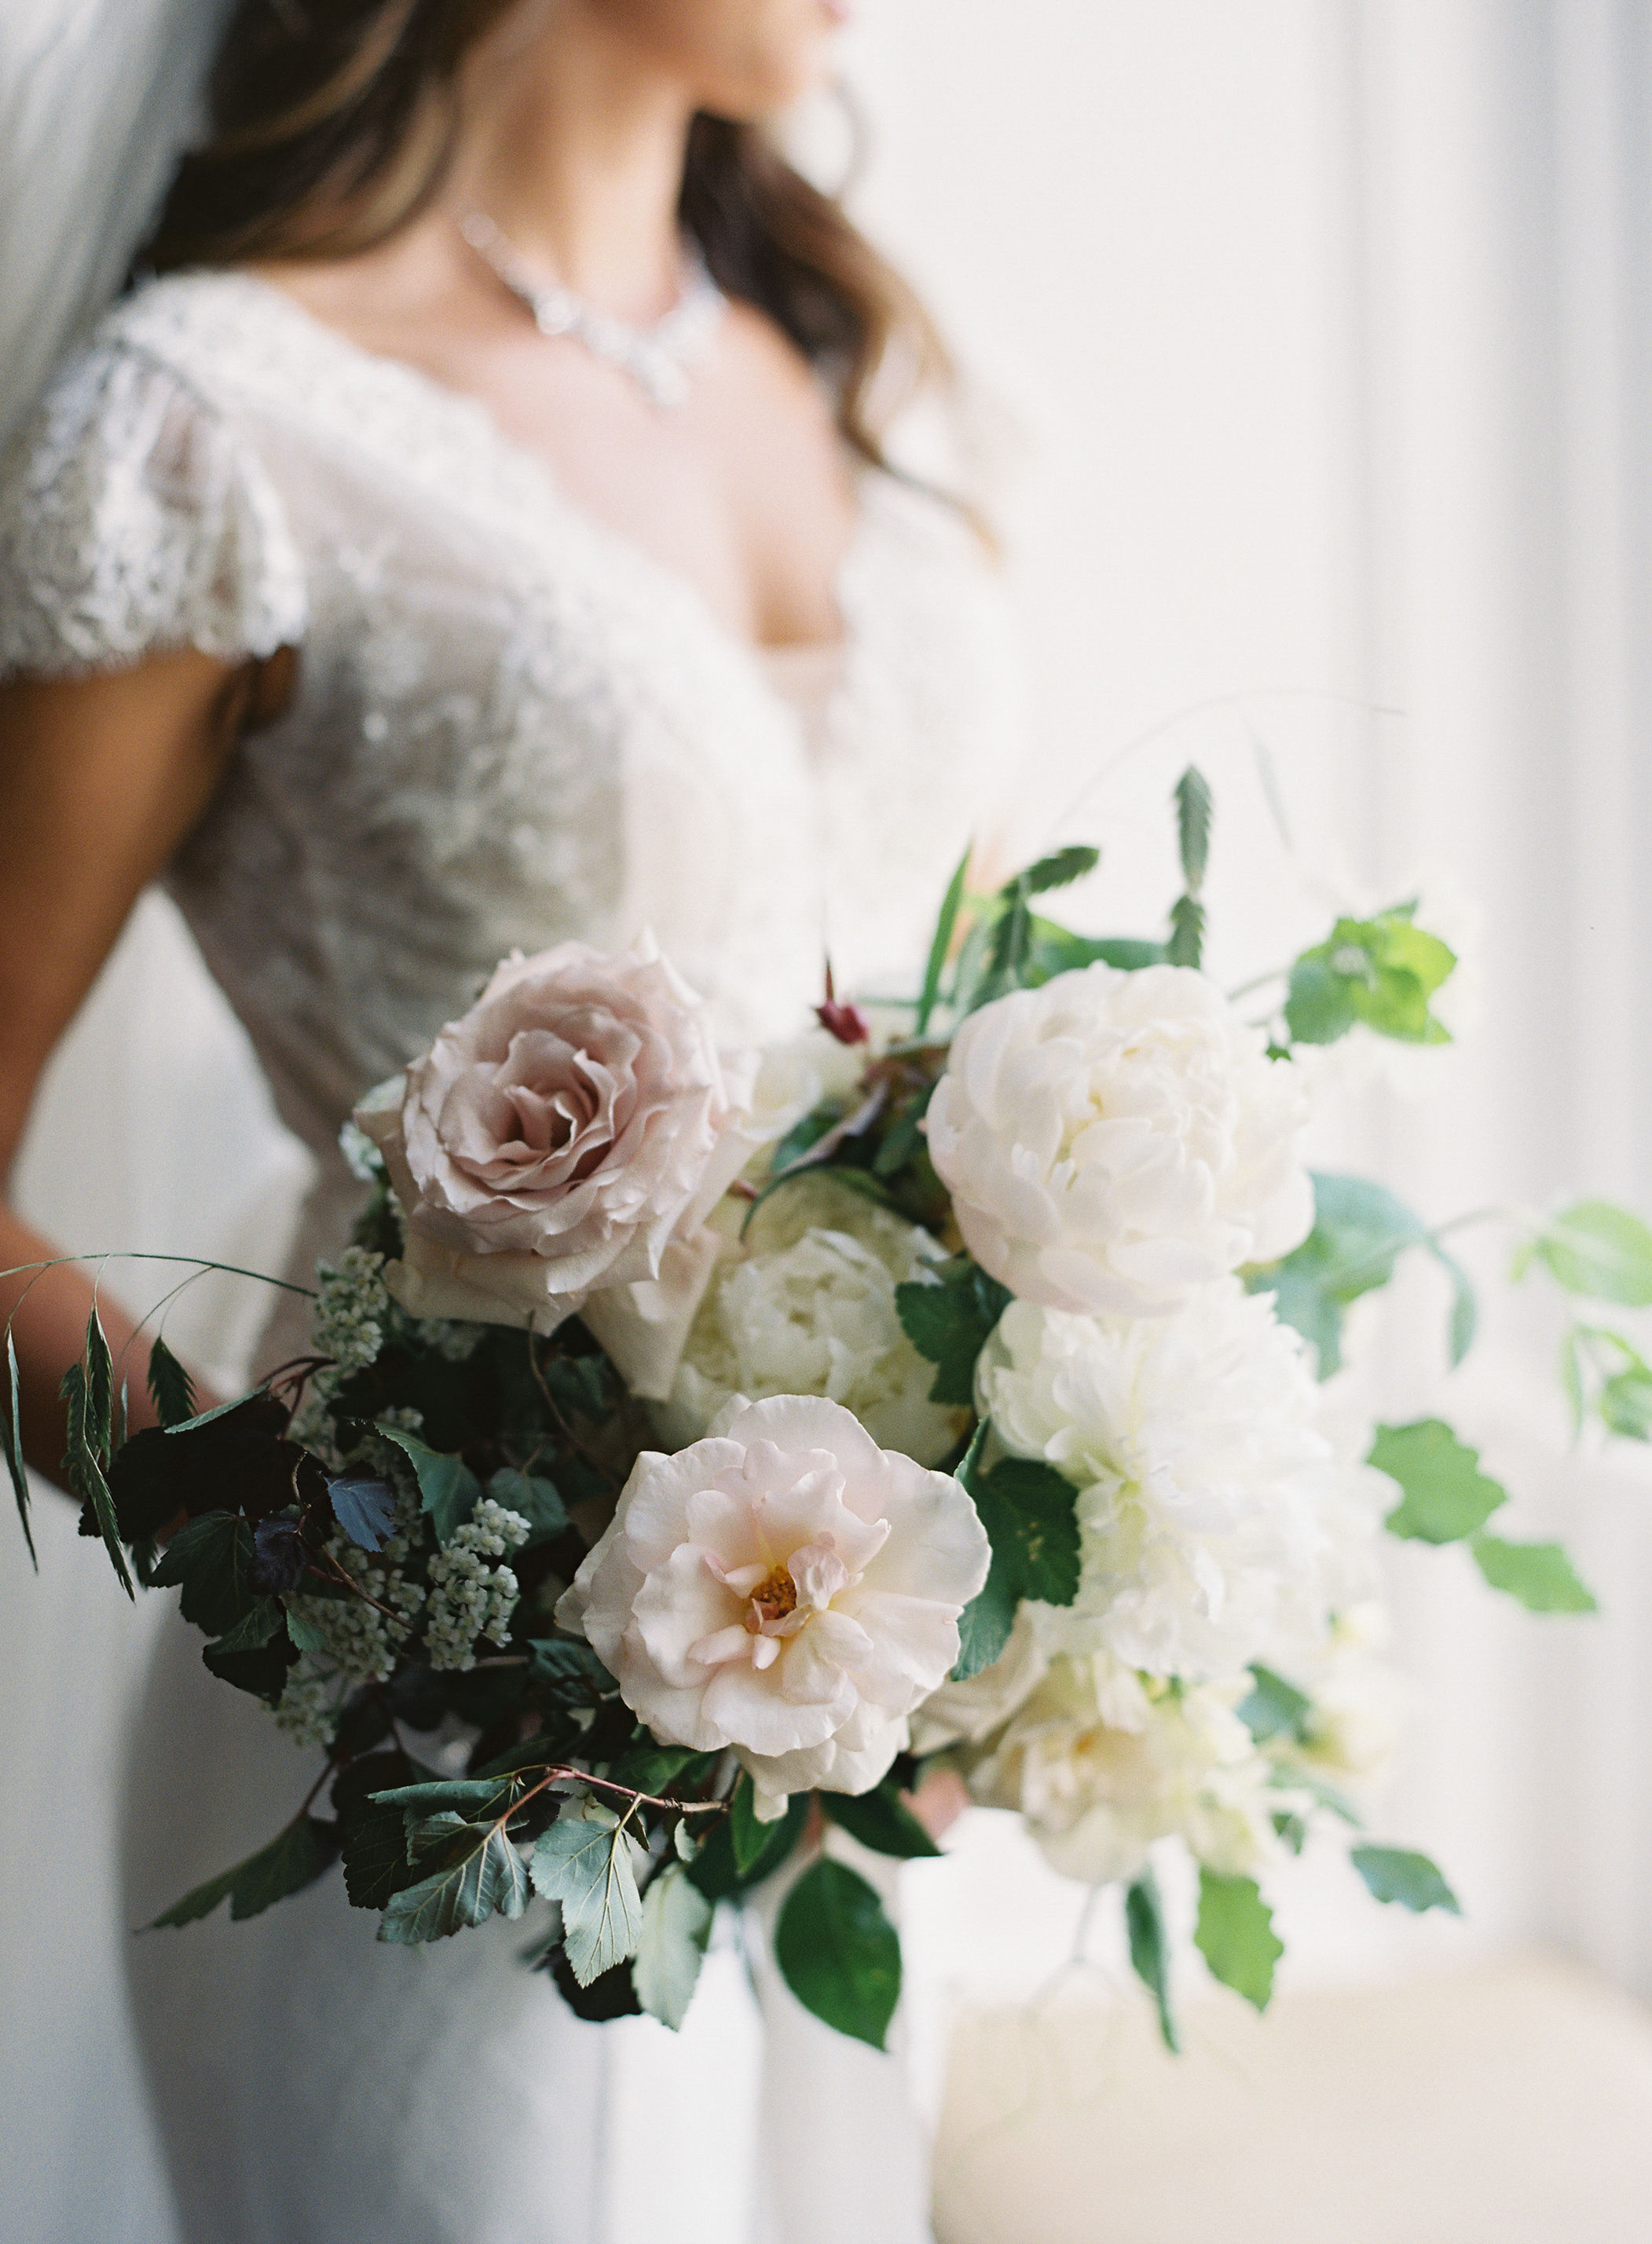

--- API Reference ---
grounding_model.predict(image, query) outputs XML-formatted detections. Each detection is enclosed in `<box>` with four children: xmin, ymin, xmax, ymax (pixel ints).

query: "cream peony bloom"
<box><xmin>558</xmin><ymin>1393</ymin><xmax>989</xmax><ymax>1818</ymax></box>
<box><xmin>976</xmin><ymin>1284</ymin><xmax>1383</xmax><ymax>1682</ymax></box>
<box><xmin>962</xmin><ymin>1649</ymin><xmax>1277</xmax><ymax>1886</ymax></box>
<box><xmin>353</xmin><ymin>935</ymin><xmax>757</xmax><ymax>1397</ymax></box>
<box><xmin>655</xmin><ymin>1174</ymin><xmax>966</xmax><ymax>1468</ymax></box>
<box><xmin>925</xmin><ymin>963</ymin><xmax>1312</xmax><ymax>1316</ymax></box>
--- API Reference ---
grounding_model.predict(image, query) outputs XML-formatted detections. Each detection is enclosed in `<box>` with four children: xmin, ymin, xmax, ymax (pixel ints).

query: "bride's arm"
<box><xmin>0</xmin><ymin>649</ymin><xmax>277</xmax><ymax>1478</ymax></box>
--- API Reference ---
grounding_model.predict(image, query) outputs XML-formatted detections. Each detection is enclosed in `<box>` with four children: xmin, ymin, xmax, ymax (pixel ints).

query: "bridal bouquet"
<box><xmin>11</xmin><ymin>772</ymin><xmax>1647</xmax><ymax>2050</ymax></box>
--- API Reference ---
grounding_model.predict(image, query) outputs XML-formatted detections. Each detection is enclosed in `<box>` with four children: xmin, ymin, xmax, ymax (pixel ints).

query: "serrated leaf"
<box><xmin>60</xmin><ymin>1357</ymin><xmax>132</xmax><ymax>1596</ymax></box>
<box><xmin>371</xmin><ymin>1423</ymin><xmax>482</xmax><ymax>1545</ymax></box>
<box><xmin>632</xmin><ymin>1864</ymin><xmax>714</xmax><ymax>2030</ymax></box>
<box><xmin>918</xmin><ymin>847</ymin><xmax>972</xmax><ymax>1034</ymax></box>
<box><xmin>1012</xmin><ymin>844</ymin><xmax>1101</xmax><ymax>898</ymax></box>
<box><xmin>529</xmin><ymin>1805</ymin><xmax>646</xmax><ymax>1986</ymax></box>
<box><xmin>1174</xmin><ymin>765</ymin><xmax>1212</xmax><ymax>891</ymax></box>
<box><xmin>1371</xmin><ymin>1420</ymin><xmax>1507</xmax><ymax>1544</ymax></box>
<box><xmin>895</xmin><ymin>1261</ymin><xmax>1012</xmax><ymax>1408</ymax></box>
<box><xmin>1350</xmin><ymin>1843</ymin><xmax>1460</xmax><ymax>1914</ymax></box>
<box><xmin>210</xmin><ymin>1597</ymin><xmax>287</xmax><ymax>1655</ymax></box>
<box><xmin>151</xmin><ymin>1510</ymin><xmax>258</xmax><ymax>1635</ymax></box>
<box><xmin>775</xmin><ymin>1858</ymin><xmax>902</xmax><ymax>2050</ymax></box>
<box><xmin>1124</xmin><ymin>1865</ymin><xmax>1179</xmax><ymax>2053</ymax></box>
<box><xmin>341</xmin><ymin>1807</ymin><xmax>412</xmax><ymax>1909</ymax></box>
<box><xmin>84</xmin><ymin>1307</ymin><xmax>113</xmax><ymax>1466</ymax></box>
<box><xmin>152</xmin><ymin>1813</ymin><xmax>339</xmax><ymax>1927</ymax></box>
<box><xmin>4</xmin><ymin>1329</ymin><xmax>34</xmax><ymax>1569</ymax></box>
<box><xmin>369</xmin><ymin>1776</ymin><xmax>522</xmax><ymax>1818</ymax></box>
<box><xmin>1166</xmin><ymin>891</ymin><xmax>1205</xmax><ymax>970</ymax></box>
<box><xmin>1194</xmin><ymin>1869</ymin><xmax>1281</xmax><ymax>2012</ymax></box>
<box><xmin>1534</xmin><ymin>1201</ymin><xmax>1652</xmax><ymax>1306</ymax></box>
<box><xmin>147</xmin><ymin>1336</ymin><xmax>197</xmax><ymax>1430</ymax></box>
<box><xmin>1470</xmin><ymin>1533</ymin><xmax>1597</xmax><ymax>1613</ymax></box>
<box><xmin>952</xmin><ymin>1449</ymin><xmax>1082</xmax><ymax>1683</ymax></box>
<box><xmin>821</xmin><ymin>1782</ymin><xmax>941</xmax><ymax>1859</ymax></box>
<box><xmin>378</xmin><ymin>1817</ymin><xmax>531</xmax><ymax>1943</ymax></box>
<box><xmin>327</xmin><ymin>1474</ymin><xmax>397</xmax><ymax>1551</ymax></box>
<box><xmin>1237</xmin><ymin>1664</ymin><xmax>1312</xmax><ymax>1744</ymax></box>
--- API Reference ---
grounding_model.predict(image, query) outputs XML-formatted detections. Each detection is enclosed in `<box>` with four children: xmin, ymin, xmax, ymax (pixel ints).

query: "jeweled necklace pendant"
<box><xmin>460</xmin><ymin>210</ymin><xmax>726</xmax><ymax>410</ymax></box>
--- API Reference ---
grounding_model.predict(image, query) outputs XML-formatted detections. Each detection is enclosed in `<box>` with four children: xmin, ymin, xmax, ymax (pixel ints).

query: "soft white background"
<box><xmin>3</xmin><ymin>3</ymin><xmax>1649</xmax><ymax>2239</ymax></box>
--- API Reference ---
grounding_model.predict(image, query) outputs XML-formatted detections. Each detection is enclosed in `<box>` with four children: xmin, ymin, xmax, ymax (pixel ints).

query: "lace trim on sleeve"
<box><xmin>0</xmin><ymin>339</ymin><xmax>307</xmax><ymax>679</ymax></box>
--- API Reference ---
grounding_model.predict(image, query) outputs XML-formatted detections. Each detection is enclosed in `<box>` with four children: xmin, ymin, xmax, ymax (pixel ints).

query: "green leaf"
<box><xmin>1533</xmin><ymin>1201</ymin><xmax>1652</xmax><ymax>1306</ymax></box>
<box><xmin>1237</xmin><ymin>1664</ymin><xmax>1312</xmax><ymax>1744</ymax></box>
<box><xmin>1166</xmin><ymin>891</ymin><xmax>1206</xmax><ymax>971</ymax></box>
<box><xmin>485</xmin><ymin>1465</ymin><xmax>568</xmax><ymax>1544</ymax></box>
<box><xmin>1174</xmin><ymin>765</ymin><xmax>1212</xmax><ymax>891</ymax></box>
<box><xmin>1023</xmin><ymin>923</ymin><xmax>1167</xmax><ymax>985</ymax></box>
<box><xmin>286</xmin><ymin>1604</ymin><xmax>332</xmax><ymax>1653</ymax></box>
<box><xmin>147</xmin><ymin>1336</ymin><xmax>197</xmax><ymax>1430</ymax></box>
<box><xmin>1194</xmin><ymin>1869</ymin><xmax>1281</xmax><ymax>2012</ymax></box>
<box><xmin>152</xmin><ymin>1812</ymin><xmax>339</xmax><ymax>1927</ymax></box>
<box><xmin>370</xmin><ymin>1775</ymin><xmax>522</xmax><ymax>1818</ymax></box>
<box><xmin>971</xmin><ymin>1457</ymin><xmax>1082</xmax><ymax>1605</ymax></box>
<box><xmin>822</xmin><ymin>1782</ymin><xmax>942</xmax><ymax>1860</ymax></box>
<box><xmin>1284</xmin><ymin>906</ymin><xmax>1456</xmax><ymax>1047</ymax></box>
<box><xmin>1470</xmin><ymin>1533</ymin><xmax>1597</xmax><ymax>1613</ymax></box>
<box><xmin>526</xmin><ymin>1637</ymin><xmax>617</xmax><ymax>1702</ymax></box>
<box><xmin>775</xmin><ymin>1858</ymin><xmax>902</xmax><ymax>2050</ymax></box>
<box><xmin>918</xmin><ymin>847</ymin><xmax>972</xmax><ymax>1034</ymax></box>
<box><xmin>3</xmin><ymin>1329</ymin><xmax>35</xmax><ymax>1569</ymax></box>
<box><xmin>151</xmin><ymin>1510</ymin><xmax>258</xmax><ymax>1635</ymax></box>
<box><xmin>378</xmin><ymin>1814</ymin><xmax>532</xmax><ymax>1943</ymax></box>
<box><xmin>1599</xmin><ymin>1363</ymin><xmax>1652</xmax><ymax>1440</ymax></box>
<box><xmin>729</xmin><ymin>1774</ymin><xmax>771</xmax><ymax>1876</ymax></box>
<box><xmin>632</xmin><ymin>1863</ymin><xmax>714</xmax><ymax>2030</ymax></box>
<box><xmin>209</xmin><ymin>1597</ymin><xmax>287</xmax><ymax>1655</ymax></box>
<box><xmin>84</xmin><ymin>1307</ymin><xmax>113</xmax><ymax>1466</ymax></box>
<box><xmin>529</xmin><ymin>1804</ymin><xmax>646</xmax><ymax>1986</ymax></box>
<box><xmin>60</xmin><ymin>1356</ymin><xmax>133</xmax><ymax>1597</ymax></box>
<box><xmin>895</xmin><ymin>1261</ymin><xmax>1012</xmax><ymax>1408</ymax></box>
<box><xmin>686</xmin><ymin>1790</ymin><xmax>808</xmax><ymax>1902</ymax></box>
<box><xmin>1011</xmin><ymin>844</ymin><xmax>1101</xmax><ymax>898</ymax></box>
<box><xmin>334</xmin><ymin>1750</ymin><xmax>429</xmax><ymax>1910</ymax></box>
<box><xmin>1349</xmin><ymin>1843</ymin><xmax>1461</xmax><ymax>1915</ymax></box>
<box><xmin>1124</xmin><ymin>1865</ymin><xmax>1180</xmax><ymax>2053</ymax></box>
<box><xmin>372</xmin><ymin>1423</ymin><xmax>482</xmax><ymax>1545</ymax></box>
<box><xmin>1370</xmin><ymin>1420</ymin><xmax>1507</xmax><ymax>1544</ymax></box>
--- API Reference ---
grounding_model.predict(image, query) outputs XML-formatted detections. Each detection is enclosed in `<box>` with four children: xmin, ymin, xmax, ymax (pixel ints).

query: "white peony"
<box><xmin>655</xmin><ymin>1174</ymin><xmax>965</xmax><ymax>1468</ymax></box>
<box><xmin>925</xmin><ymin>963</ymin><xmax>1313</xmax><ymax>1316</ymax></box>
<box><xmin>960</xmin><ymin>1647</ymin><xmax>1277</xmax><ymax>1886</ymax></box>
<box><xmin>557</xmin><ymin>1394</ymin><xmax>989</xmax><ymax>1818</ymax></box>
<box><xmin>975</xmin><ymin>1283</ymin><xmax>1381</xmax><ymax>1682</ymax></box>
<box><xmin>353</xmin><ymin>935</ymin><xmax>758</xmax><ymax>1397</ymax></box>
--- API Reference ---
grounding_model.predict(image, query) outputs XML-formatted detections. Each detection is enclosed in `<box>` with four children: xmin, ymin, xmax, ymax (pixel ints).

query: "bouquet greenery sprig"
<box><xmin>9</xmin><ymin>768</ymin><xmax>1649</xmax><ymax>2052</ymax></box>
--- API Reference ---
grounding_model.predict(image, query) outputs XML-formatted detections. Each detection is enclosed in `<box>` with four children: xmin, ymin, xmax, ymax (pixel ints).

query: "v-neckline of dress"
<box><xmin>211</xmin><ymin>268</ymin><xmax>864</xmax><ymax>689</ymax></box>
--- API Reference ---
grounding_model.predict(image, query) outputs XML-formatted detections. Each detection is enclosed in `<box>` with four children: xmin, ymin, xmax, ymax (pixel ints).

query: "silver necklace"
<box><xmin>460</xmin><ymin>210</ymin><xmax>726</xmax><ymax>410</ymax></box>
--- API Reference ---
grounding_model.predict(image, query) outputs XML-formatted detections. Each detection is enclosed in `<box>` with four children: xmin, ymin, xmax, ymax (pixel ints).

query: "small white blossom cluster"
<box><xmin>424</xmin><ymin>1499</ymin><xmax>531</xmax><ymax>1671</ymax></box>
<box><xmin>311</xmin><ymin>1246</ymin><xmax>393</xmax><ymax>1379</ymax></box>
<box><xmin>273</xmin><ymin>1669</ymin><xmax>337</xmax><ymax>1752</ymax></box>
<box><xmin>280</xmin><ymin>1477</ymin><xmax>430</xmax><ymax>1728</ymax></box>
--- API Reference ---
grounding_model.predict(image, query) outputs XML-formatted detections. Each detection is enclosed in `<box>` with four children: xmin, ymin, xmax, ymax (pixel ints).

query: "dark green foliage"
<box><xmin>1125</xmin><ymin>1866</ymin><xmax>1180</xmax><ymax>2052</ymax></box>
<box><xmin>151</xmin><ymin>1813</ymin><xmax>339</xmax><ymax>1927</ymax></box>
<box><xmin>150</xmin><ymin>1511</ymin><xmax>261</xmax><ymax>1637</ymax></box>
<box><xmin>687</xmin><ymin>1791</ymin><xmax>808</xmax><ymax>1902</ymax></box>
<box><xmin>527</xmin><ymin>1638</ymin><xmax>617</xmax><ymax>1704</ymax></box>
<box><xmin>822</xmin><ymin>1781</ymin><xmax>941</xmax><ymax>1860</ymax></box>
<box><xmin>108</xmin><ymin>1388</ymin><xmax>324</xmax><ymax>1545</ymax></box>
<box><xmin>951</xmin><ymin>1454</ymin><xmax>1082</xmax><ymax>1682</ymax></box>
<box><xmin>895</xmin><ymin>1260</ymin><xmax>1012</xmax><ymax>1407</ymax></box>
<box><xmin>540</xmin><ymin>1946</ymin><xmax>643</xmax><ymax>2021</ymax></box>
<box><xmin>379</xmin><ymin>1812</ymin><xmax>532</xmax><ymax>1943</ymax></box>
<box><xmin>202</xmin><ymin>1631</ymin><xmax>299</xmax><ymax>1702</ymax></box>
<box><xmin>146</xmin><ymin>1336</ymin><xmax>197</xmax><ymax>1429</ymax></box>
<box><xmin>775</xmin><ymin>1858</ymin><xmax>902</xmax><ymax>2050</ymax></box>
<box><xmin>371</xmin><ymin>1423</ymin><xmax>482</xmax><ymax>1546</ymax></box>
<box><xmin>485</xmin><ymin>1465</ymin><xmax>568</xmax><ymax>1545</ymax></box>
<box><xmin>63</xmin><ymin>1342</ymin><xmax>130</xmax><ymax>1595</ymax></box>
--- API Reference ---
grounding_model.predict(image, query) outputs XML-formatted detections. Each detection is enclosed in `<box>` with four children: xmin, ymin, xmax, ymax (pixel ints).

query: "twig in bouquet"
<box><xmin>0</xmin><ymin>1251</ymin><xmax>314</xmax><ymax>1298</ymax></box>
<box><xmin>306</xmin><ymin>1547</ymin><xmax>405</xmax><ymax>1624</ymax></box>
<box><xmin>538</xmin><ymin>1766</ymin><xmax>727</xmax><ymax>1818</ymax></box>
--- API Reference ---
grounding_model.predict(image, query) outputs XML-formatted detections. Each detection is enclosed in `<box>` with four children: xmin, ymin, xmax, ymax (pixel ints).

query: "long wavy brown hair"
<box><xmin>145</xmin><ymin>0</ymin><xmax>954</xmax><ymax>480</ymax></box>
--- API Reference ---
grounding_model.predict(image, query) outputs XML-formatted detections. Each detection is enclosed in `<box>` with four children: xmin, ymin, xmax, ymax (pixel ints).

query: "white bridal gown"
<box><xmin>0</xmin><ymin>273</ymin><xmax>1024</xmax><ymax>2244</ymax></box>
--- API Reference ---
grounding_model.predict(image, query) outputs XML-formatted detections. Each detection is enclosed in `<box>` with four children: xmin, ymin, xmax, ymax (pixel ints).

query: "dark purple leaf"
<box><xmin>249</xmin><ymin>1514</ymin><xmax>309</xmax><ymax>1594</ymax></box>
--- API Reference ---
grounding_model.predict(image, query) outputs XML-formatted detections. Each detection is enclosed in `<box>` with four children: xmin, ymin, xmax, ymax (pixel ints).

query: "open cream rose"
<box><xmin>557</xmin><ymin>1393</ymin><xmax>990</xmax><ymax>1818</ymax></box>
<box><xmin>353</xmin><ymin>935</ymin><xmax>757</xmax><ymax>1396</ymax></box>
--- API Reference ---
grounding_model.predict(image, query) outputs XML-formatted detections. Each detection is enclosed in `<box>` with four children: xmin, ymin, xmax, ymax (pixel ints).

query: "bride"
<box><xmin>0</xmin><ymin>2</ymin><xmax>1021</xmax><ymax>2238</ymax></box>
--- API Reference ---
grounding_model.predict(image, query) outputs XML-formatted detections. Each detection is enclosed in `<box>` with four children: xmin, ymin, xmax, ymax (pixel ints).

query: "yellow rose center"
<box><xmin>749</xmin><ymin>1561</ymin><xmax>799</xmax><ymax>1628</ymax></box>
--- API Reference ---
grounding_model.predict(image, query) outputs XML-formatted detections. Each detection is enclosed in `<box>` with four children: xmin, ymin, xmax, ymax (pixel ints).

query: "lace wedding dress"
<box><xmin>0</xmin><ymin>271</ymin><xmax>1024</xmax><ymax>2244</ymax></box>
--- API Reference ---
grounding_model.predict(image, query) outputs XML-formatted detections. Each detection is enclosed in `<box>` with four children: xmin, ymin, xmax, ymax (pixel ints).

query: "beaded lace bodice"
<box><xmin>0</xmin><ymin>272</ymin><xmax>1024</xmax><ymax>1280</ymax></box>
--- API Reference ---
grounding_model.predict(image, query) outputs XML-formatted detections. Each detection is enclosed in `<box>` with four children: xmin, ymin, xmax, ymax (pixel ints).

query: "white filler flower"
<box><xmin>657</xmin><ymin>1174</ymin><xmax>965</xmax><ymax>1467</ymax></box>
<box><xmin>976</xmin><ymin>1284</ymin><xmax>1379</xmax><ymax>1681</ymax></box>
<box><xmin>925</xmin><ymin>962</ymin><xmax>1312</xmax><ymax>1316</ymax></box>
<box><xmin>559</xmin><ymin>1393</ymin><xmax>989</xmax><ymax>1817</ymax></box>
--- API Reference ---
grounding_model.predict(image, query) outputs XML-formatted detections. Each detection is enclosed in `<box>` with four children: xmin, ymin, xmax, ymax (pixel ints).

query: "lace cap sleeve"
<box><xmin>0</xmin><ymin>340</ymin><xmax>307</xmax><ymax>679</ymax></box>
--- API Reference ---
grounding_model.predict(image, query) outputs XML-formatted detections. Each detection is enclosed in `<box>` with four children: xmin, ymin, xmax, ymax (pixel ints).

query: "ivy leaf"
<box><xmin>378</xmin><ymin>1815</ymin><xmax>532</xmax><ymax>1943</ymax></box>
<box><xmin>1532</xmin><ymin>1201</ymin><xmax>1652</xmax><ymax>1307</ymax></box>
<box><xmin>1124</xmin><ymin>1865</ymin><xmax>1180</xmax><ymax>2053</ymax></box>
<box><xmin>1237</xmin><ymin>1664</ymin><xmax>1312</xmax><ymax>1744</ymax></box>
<box><xmin>529</xmin><ymin>1804</ymin><xmax>646</xmax><ymax>1986</ymax></box>
<box><xmin>151</xmin><ymin>1812</ymin><xmax>339</xmax><ymax>1927</ymax></box>
<box><xmin>151</xmin><ymin>1510</ymin><xmax>259</xmax><ymax>1636</ymax></box>
<box><xmin>895</xmin><ymin>1261</ymin><xmax>1012</xmax><ymax>1408</ymax></box>
<box><xmin>327</xmin><ymin>1474</ymin><xmax>397</xmax><ymax>1552</ymax></box>
<box><xmin>918</xmin><ymin>846</ymin><xmax>971</xmax><ymax>1035</ymax></box>
<box><xmin>371</xmin><ymin>1423</ymin><xmax>482</xmax><ymax>1546</ymax></box>
<box><xmin>1470</xmin><ymin>1534</ymin><xmax>1597</xmax><ymax>1613</ymax></box>
<box><xmin>147</xmin><ymin>1335</ymin><xmax>197</xmax><ymax>1429</ymax></box>
<box><xmin>1350</xmin><ymin>1844</ymin><xmax>1461</xmax><ymax>1914</ymax></box>
<box><xmin>4</xmin><ymin>1328</ymin><xmax>34</xmax><ymax>1569</ymax></box>
<box><xmin>952</xmin><ymin>1454</ymin><xmax>1082</xmax><ymax>1682</ymax></box>
<box><xmin>1194</xmin><ymin>1869</ymin><xmax>1281</xmax><ymax>2012</ymax></box>
<box><xmin>775</xmin><ymin>1858</ymin><xmax>902</xmax><ymax>2050</ymax></box>
<box><xmin>686</xmin><ymin>1790</ymin><xmax>808</xmax><ymax>1902</ymax></box>
<box><xmin>61</xmin><ymin>1356</ymin><xmax>131</xmax><ymax>1596</ymax></box>
<box><xmin>1370</xmin><ymin>1420</ymin><xmax>1507</xmax><ymax>1544</ymax></box>
<box><xmin>1284</xmin><ymin>905</ymin><xmax>1456</xmax><ymax>1047</ymax></box>
<box><xmin>822</xmin><ymin>1782</ymin><xmax>941</xmax><ymax>1860</ymax></box>
<box><xmin>632</xmin><ymin>1863</ymin><xmax>714</xmax><ymax>2030</ymax></box>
